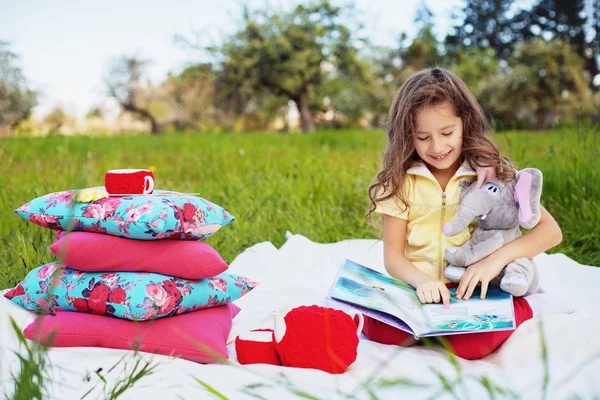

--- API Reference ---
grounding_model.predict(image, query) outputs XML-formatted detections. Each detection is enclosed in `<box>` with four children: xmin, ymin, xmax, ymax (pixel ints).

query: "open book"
<box><xmin>326</xmin><ymin>259</ymin><xmax>515</xmax><ymax>339</ymax></box>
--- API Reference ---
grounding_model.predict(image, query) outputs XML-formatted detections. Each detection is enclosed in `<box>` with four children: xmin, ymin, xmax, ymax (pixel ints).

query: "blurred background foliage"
<box><xmin>1</xmin><ymin>0</ymin><xmax>599</xmax><ymax>136</ymax></box>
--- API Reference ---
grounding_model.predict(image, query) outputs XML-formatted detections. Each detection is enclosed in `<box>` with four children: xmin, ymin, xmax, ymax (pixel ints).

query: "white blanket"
<box><xmin>1</xmin><ymin>234</ymin><xmax>599</xmax><ymax>399</ymax></box>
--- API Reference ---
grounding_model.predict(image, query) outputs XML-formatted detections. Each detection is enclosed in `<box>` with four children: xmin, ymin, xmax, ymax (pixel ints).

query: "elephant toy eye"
<box><xmin>484</xmin><ymin>183</ymin><xmax>500</xmax><ymax>195</ymax></box>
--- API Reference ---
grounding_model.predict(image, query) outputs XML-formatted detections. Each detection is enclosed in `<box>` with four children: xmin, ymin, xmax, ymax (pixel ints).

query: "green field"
<box><xmin>1</xmin><ymin>128</ymin><xmax>598</xmax><ymax>289</ymax></box>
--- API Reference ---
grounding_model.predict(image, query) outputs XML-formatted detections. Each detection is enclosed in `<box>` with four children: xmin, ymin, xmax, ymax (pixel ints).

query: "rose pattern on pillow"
<box><xmin>15</xmin><ymin>188</ymin><xmax>234</xmax><ymax>240</ymax></box>
<box><xmin>5</xmin><ymin>263</ymin><xmax>257</xmax><ymax>321</ymax></box>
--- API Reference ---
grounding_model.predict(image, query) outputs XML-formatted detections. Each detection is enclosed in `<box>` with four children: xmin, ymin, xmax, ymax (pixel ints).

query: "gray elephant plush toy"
<box><xmin>442</xmin><ymin>168</ymin><xmax>543</xmax><ymax>296</ymax></box>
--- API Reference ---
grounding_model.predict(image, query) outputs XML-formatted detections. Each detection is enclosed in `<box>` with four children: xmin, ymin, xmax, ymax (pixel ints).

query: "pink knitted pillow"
<box><xmin>49</xmin><ymin>231</ymin><xmax>228</xmax><ymax>279</ymax></box>
<box><xmin>24</xmin><ymin>303</ymin><xmax>240</xmax><ymax>364</ymax></box>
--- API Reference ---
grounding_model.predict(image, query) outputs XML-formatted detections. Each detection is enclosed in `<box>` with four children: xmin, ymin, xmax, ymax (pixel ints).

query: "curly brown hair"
<box><xmin>366</xmin><ymin>67</ymin><xmax>517</xmax><ymax>226</ymax></box>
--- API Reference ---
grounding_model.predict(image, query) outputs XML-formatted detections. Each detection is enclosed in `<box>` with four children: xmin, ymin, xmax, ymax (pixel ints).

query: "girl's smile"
<box><xmin>429</xmin><ymin>149</ymin><xmax>452</xmax><ymax>161</ymax></box>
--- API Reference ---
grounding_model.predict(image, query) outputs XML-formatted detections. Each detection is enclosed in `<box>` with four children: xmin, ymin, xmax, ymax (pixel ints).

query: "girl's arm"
<box><xmin>382</xmin><ymin>214</ymin><xmax>450</xmax><ymax>307</ymax></box>
<box><xmin>456</xmin><ymin>205</ymin><xmax>562</xmax><ymax>300</ymax></box>
<box><xmin>493</xmin><ymin>205</ymin><xmax>562</xmax><ymax>263</ymax></box>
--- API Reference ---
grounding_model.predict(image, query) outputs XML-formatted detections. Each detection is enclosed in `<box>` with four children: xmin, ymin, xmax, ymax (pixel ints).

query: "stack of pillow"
<box><xmin>4</xmin><ymin>187</ymin><xmax>257</xmax><ymax>364</ymax></box>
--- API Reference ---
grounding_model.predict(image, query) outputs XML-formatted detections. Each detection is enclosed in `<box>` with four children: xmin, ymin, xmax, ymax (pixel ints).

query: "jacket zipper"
<box><xmin>439</xmin><ymin>191</ymin><xmax>447</xmax><ymax>280</ymax></box>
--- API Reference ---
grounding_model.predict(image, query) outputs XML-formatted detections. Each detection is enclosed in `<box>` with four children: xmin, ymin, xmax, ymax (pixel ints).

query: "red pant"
<box><xmin>362</xmin><ymin>285</ymin><xmax>533</xmax><ymax>360</ymax></box>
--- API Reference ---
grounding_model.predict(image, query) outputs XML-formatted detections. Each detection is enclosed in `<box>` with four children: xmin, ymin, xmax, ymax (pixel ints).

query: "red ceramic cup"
<box><xmin>104</xmin><ymin>169</ymin><xmax>155</xmax><ymax>196</ymax></box>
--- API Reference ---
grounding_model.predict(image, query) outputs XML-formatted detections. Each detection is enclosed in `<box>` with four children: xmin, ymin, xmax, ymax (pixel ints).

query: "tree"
<box><xmin>478</xmin><ymin>39</ymin><xmax>595</xmax><ymax>129</ymax></box>
<box><xmin>396</xmin><ymin>0</ymin><xmax>444</xmax><ymax>71</ymax></box>
<box><xmin>105</xmin><ymin>56</ymin><xmax>162</xmax><ymax>134</ymax></box>
<box><xmin>43</xmin><ymin>107</ymin><xmax>67</xmax><ymax>134</ymax></box>
<box><xmin>400</xmin><ymin>26</ymin><xmax>445</xmax><ymax>72</ymax></box>
<box><xmin>368</xmin><ymin>2</ymin><xmax>445</xmax><ymax>125</ymax></box>
<box><xmin>366</xmin><ymin>39</ymin><xmax>406</xmax><ymax>124</ymax></box>
<box><xmin>85</xmin><ymin>106</ymin><xmax>104</xmax><ymax>119</ymax></box>
<box><xmin>0</xmin><ymin>41</ymin><xmax>37</xmax><ymax>127</ymax></box>
<box><xmin>161</xmin><ymin>63</ymin><xmax>217</xmax><ymax>131</ymax></box>
<box><xmin>594</xmin><ymin>0</ymin><xmax>600</xmax><ymax>78</ymax></box>
<box><xmin>445</xmin><ymin>0</ymin><xmax>516</xmax><ymax>59</ymax></box>
<box><xmin>513</xmin><ymin>0</ymin><xmax>598</xmax><ymax>88</ymax></box>
<box><xmin>447</xmin><ymin>0</ymin><xmax>600</xmax><ymax>89</ymax></box>
<box><xmin>318</xmin><ymin>73</ymin><xmax>376</xmax><ymax>127</ymax></box>
<box><xmin>451</xmin><ymin>47</ymin><xmax>499</xmax><ymax>95</ymax></box>
<box><xmin>210</xmin><ymin>0</ymin><xmax>368</xmax><ymax>132</ymax></box>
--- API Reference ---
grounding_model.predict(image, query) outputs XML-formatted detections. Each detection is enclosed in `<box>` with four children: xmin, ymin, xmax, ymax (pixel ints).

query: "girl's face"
<box><xmin>413</xmin><ymin>101</ymin><xmax>463</xmax><ymax>171</ymax></box>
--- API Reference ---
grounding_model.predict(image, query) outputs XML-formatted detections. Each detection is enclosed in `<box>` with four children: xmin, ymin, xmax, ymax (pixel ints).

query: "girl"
<box><xmin>364</xmin><ymin>67</ymin><xmax>572</xmax><ymax>359</ymax></box>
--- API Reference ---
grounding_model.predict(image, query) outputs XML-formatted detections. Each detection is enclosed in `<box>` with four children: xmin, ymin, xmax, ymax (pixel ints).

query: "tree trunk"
<box><xmin>140</xmin><ymin>110</ymin><xmax>162</xmax><ymax>134</ymax></box>
<box><xmin>122</xmin><ymin>103</ymin><xmax>163</xmax><ymax>134</ymax></box>
<box><xmin>536</xmin><ymin>108</ymin><xmax>553</xmax><ymax>130</ymax></box>
<box><xmin>295</xmin><ymin>94</ymin><xmax>315</xmax><ymax>133</ymax></box>
<box><xmin>149</xmin><ymin>118</ymin><xmax>162</xmax><ymax>134</ymax></box>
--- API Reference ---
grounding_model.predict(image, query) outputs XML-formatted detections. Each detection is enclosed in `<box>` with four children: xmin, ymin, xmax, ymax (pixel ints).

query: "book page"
<box><xmin>420</xmin><ymin>286</ymin><xmax>515</xmax><ymax>335</ymax></box>
<box><xmin>329</xmin><ymin>259</ymin><xmax>515</xmax><ymax>337</ymax></box>
<box><xmin>329</xmin><ymin>259</ymin><xmax>429</xmax><ymax>333</ymax></box>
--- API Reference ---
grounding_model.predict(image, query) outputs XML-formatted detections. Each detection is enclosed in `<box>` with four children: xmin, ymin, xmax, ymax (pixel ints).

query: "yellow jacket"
<box><xmin>375</xmin><ymin>162</ymin><xmax>477</xmax><ymax>282</ymax></box>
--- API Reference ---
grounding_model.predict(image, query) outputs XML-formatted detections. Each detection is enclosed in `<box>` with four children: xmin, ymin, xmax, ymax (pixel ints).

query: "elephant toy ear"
<box><xmin>514</xmin><ymin>168</ymin><xmax>543</xmax><ymax>229</ymax></box>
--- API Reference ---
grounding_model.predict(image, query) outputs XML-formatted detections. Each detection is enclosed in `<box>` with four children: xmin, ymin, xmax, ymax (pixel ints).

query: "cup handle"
<box><xmin>347</xmin><ymin>311</ymin><xmax>364</xmax><ymax>336</ymax></box>
<box><xmin>144</xmin><ymin>175</ymin><xmax>154</xmax><ymax>194</ymax></box>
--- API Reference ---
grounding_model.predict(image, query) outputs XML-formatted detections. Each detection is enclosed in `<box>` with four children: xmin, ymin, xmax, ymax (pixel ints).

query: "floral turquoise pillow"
<box><xmin>4</xmin><ymin>263</ymin><xmax>257</xmax><ymax>320</ymax></box>
<box><xmin>14</xmin><ymin>188</ymin><xmax>235</xmax><ymax>240</ymax></box>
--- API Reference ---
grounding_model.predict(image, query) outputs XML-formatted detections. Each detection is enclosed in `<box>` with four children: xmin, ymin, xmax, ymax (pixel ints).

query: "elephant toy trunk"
<box><xmin>443</xmin><ymin>213</ymin><xmax>473</xmax><ymax>237</ymax></box>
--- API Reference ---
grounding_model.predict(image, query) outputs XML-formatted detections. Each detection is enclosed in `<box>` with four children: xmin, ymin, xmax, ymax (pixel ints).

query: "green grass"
<box><xmin>1</xmin><ymin>128</ymin><xmax>598</xmax><ymax>289</ymax></box>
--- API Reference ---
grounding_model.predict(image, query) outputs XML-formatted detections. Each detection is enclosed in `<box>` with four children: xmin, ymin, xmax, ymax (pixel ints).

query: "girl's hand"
<box><xmin>416</xmin><ymin>280</ymin><xmax>450</xmax><ymax>308</ymax></box>
<box><xmin>475</xmin><ymin>166</ymin><xmax>496</xmax><ymax>189</ymax></box>
<box><xmin>456</xmin><ymin>254</ymin><xmax>506</xmax><ymax>300</ymax></box>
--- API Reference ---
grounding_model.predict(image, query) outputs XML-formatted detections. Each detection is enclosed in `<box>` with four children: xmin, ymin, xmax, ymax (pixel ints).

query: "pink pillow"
<box><xmin>49</xmin><ymin>231</ymin><xmax>228</xmax><ymax>279</ymax></box>
<box><xmin>24</xmin><ymin>303</ymin><xmax>240</xmax><ymax>364</ymax></box>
